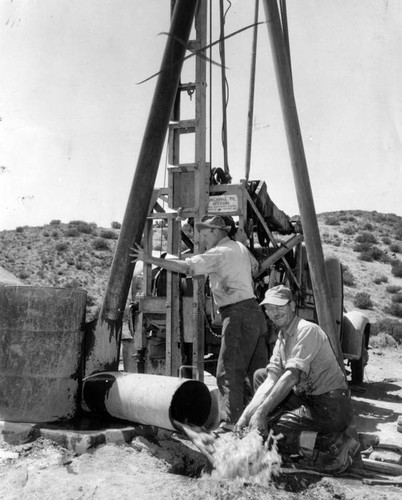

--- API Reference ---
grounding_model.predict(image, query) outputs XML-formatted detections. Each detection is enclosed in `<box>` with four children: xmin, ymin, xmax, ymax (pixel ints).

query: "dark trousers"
<box><xmin>254</xmin><ymin>368</ymin><xmax>354</xmax><ymax>454</ymax></box>
<box><xmin>217</xmin><ymin>299</ymin><xmax>268</xmax><ymax>424</ymax></box>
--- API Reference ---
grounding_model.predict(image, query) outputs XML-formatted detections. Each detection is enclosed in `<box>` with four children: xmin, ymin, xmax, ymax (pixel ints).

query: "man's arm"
<box><xmin>236</xmin><ymin>371</ymin><xmax>279</xmax><ymax>430</ymax></box>
<box><xmin>248</xmin><ymin>367</ymin><xmax>301</xmax><ymax>434</ymax></box>
<box><xmin>130</xmin><ymin>244</ymin><xmax>190</xmax><ymax>275</ymax></box>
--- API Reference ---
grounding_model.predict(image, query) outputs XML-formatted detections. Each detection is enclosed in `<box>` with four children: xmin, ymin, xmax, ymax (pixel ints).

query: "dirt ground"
<box><xmin>1</xmin><ymin>347</ymin><xmax>402</xmax><ymax>500</ymax></box>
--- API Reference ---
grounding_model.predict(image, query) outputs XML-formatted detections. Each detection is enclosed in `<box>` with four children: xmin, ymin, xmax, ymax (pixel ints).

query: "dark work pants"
<box><xmin>217</xmin><ymin>299</ymin><xmax>268</xmax><ymax>424</ymax></box>
<box><xmin>254</xmin><ymin>367</ymin><xmax>354</xmax><ymax>455</ymax></box>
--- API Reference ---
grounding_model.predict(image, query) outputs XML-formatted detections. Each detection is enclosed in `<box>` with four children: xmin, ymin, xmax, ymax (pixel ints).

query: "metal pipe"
<box><xmin>84</xmin><ymin>0</ymin><xmax>198</xmax><ymax>376</ymax></box>
<box><xmin>257</xmin><ymin>233</ymin><xmax>303</xmax><ymax>276</ymax></box>
<box><xmin>219</xmin><ymin>0</ymin><xmax>230</xmax><ymax>177</ymax></box>
<box><xmin>245</xmin><ymin>0</ymin><xmax>259</xmax><ymax>181</ymax></box>
<box><xmin>81</xmin><ymin>372</ymin><xmax>219</xmax><ymax>431</ymax></box>
<box><xmin>261</xmin><ymin>0</ymin><xmax>344</xmax><ymax>370</ymax></box>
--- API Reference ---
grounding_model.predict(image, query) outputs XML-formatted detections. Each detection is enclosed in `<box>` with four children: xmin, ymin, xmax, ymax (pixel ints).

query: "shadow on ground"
<box><xmin>351</xmin><ymin>380</ymin><xmax>402</xmax><ymax>436</ymax></box>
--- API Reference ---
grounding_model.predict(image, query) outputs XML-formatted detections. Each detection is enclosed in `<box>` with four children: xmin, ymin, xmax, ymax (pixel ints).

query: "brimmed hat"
<box><xmin>259</xmin><ymin>285</ymin><xmax>294</xmax><ymax>306</ymax></box>
<box><xmin>195</xmin><ymin>216</ymin><xmax>231</xmax><ymax>232</ymax></box>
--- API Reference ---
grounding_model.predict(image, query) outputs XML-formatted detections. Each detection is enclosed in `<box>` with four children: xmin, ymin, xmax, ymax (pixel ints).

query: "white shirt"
<box><xmin>185</xmin><ymin>237</ymin><xmax>256</xmax><ymax>307</ymax></box>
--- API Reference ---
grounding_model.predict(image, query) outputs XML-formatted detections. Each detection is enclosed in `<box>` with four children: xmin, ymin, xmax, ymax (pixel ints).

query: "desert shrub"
<box><xmin>391</xmin><ymin>259</ymin><xmax>402</xmax><ymax>278</ymax></box>
<box><xmin>18</xmin><ymin>269</ymin><xmax>30</xmax><ymax>280</ymax></box>
<box><xmin>51</xmin><ymin>231</ymin><xmax>59</xmax><ymax>238</ymax></box>
<box><xmin>353</xmin><ymin>242</ymin><xmax>372</xmax><ymax>253</ymax></box>
<box><xmin>65</xmin><ymin>227</ymin><xmax>79</xmax><ymax>237</ymax></box>
<box><xmin>363</xmin><ymin>222</ymin><xmax>374</xmax><ymax>231</ymax></box>
<box><xmin>55</xmin><ymin>242</ymin><xmax>68</xmax><ymax>252</ymax></box>
<box><xmin>74</xmin><ymin>221</ymin><xmax>93</xmax><ymax>234</ymax></box>
<box><xmin>371</xmin><ymin>319</ymin><xmax>402</xmax><ymax>344</ymax></box>
<box><xmin>389</xmin><ymin>243</ymin><xmax>401</xmax><ymax>254</ymax></box>
<box><xmin>348</xmin><ymin>216</ymin><xmax>357</xmax><ymax>222</ymax></box>
<box><xmin>358</xmin><ymin>251</ymin><xmax>373</xmax><ymax>262</ymax></box>
<box><xmin>16</xmin><ymin>226</ymin><xmax>24</xmax><ymax>233</ymax></box>
<box><xmin>50</xmin><ymin>219</ymin><xmax>61</xmax><ymax>225</ymax></box>
<box><xmin>355</xmin><ymin>231</ymin><xmax>377</xmax><ymax>244</ymax></box>
<box><xmin>111</xmin><ymin>221</ymin><xmax>121</xmax><ymax>230</ymax></box>
<box><xmin>324</xmin><ymin>215</ymin><xmax>340</xmax><ymax>226</ymax></box>
<box><xmin>373</xmin><ymin>275</ymin><xmax>388</xmax><ymax>285</ymax></box>
<box><xmin>100</xmin><ymin>229</ymin><xmax>118</xmax><ymax>240</ymax></box>
<box><xmin>340</xmin><ymin>225</ymin><xmax>355</xmax><ymax>235</ymax></box>
<box><xmin>385</xmin><ymin>302</ymin><xmax>402</xmax><ymax>319</ymax></box>
<box><xmin>370</xmin><ymin>333</ymin><xmax>397</xmax><ymax>349</ymax></box>
<box><xmin>392</xmin><ymin>294</ymin><xmax>402</xmax><ymax>304</ymax></box>
<box><xmin>357</xmin><ymin>245</ymin><xmax>385</xmax><ymax>262</ymax></box>
<box><xmin>92</xmin><ymin>238</ymin><xmax>109</xmax><ymax>250</ymax></box>
<box><xmin>386</xmin><ymin>285</ymin><xmax>402</xmax><ymax>294</ymax></box>
<box><xmin>342</xmin><ymin>266</ymin><xmax>355</xmax><ymax>287</ymax></box>
<box><xmin>382</xmin><ymin>236</ymin><xmax>392</xmax><ymax>245</ymax></box>
<box><xmin>369</xmin><ymin>246</ymin><xmax>386</xmax><ymax>261</ymax></box>
<box><xmin>395</xmin><ymin>226</ymin><xmax>402</xmax><ymax>241</ymax></box>
<box><xmin>43</xmin><ymin>231</ymin><xmax>50</xmax><ymax>237</ymax></box>
<box><xmin>353</xmin><ymin>292</ymin><xmax>373</xmax><ymax>309</ymax></box>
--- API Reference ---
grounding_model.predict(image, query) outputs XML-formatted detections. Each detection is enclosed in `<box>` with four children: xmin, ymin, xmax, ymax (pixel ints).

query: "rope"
<box><xmin>219</xmin><ymin>0</ymin><xmax>231</xmax><ymax>179</ymax></box>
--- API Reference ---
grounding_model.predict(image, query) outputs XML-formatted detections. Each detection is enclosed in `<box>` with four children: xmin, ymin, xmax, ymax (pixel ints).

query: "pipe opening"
<box><xmin>170</xmin><ymin>380</ymin><xmax>211</xmax><ymax>427</ymax></box>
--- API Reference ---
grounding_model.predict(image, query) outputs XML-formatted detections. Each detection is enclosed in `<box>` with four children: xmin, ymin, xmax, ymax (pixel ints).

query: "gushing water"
<box><xmin>205</xmin><ymin>429</ymin><xmax>282</xmax><ymax>486</ymax></box>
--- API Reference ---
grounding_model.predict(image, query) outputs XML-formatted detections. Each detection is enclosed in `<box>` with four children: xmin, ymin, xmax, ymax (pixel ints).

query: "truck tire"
<box><xmin>351</xmin><ymin>332</ymin><xmax>368</xmax><ymax>384</ymax></box>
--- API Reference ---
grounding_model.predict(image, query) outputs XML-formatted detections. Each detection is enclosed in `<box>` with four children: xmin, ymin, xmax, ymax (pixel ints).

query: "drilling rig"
<box><xmin>84</xmin><ymin>0</ymin><xmax>370</xmax><ymax>388</ymax></box>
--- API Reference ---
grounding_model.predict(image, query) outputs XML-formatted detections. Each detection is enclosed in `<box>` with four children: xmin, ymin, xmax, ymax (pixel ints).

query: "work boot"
<box><xmin>297</xmin><ymin>434</ymin><xmax>360</xmax><ymax>475</ymax></box>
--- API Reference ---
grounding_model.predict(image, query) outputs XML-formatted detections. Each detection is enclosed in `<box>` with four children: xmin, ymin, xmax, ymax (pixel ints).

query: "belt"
<box><xmin>219</xmin><ymin>298</ymin><xmax>257</xmax><ymax>313</ymax></box>
<box><xmin>313</xmin><ymin>388</ymin><xmax>350</xmax><ymax>398</ymax></box>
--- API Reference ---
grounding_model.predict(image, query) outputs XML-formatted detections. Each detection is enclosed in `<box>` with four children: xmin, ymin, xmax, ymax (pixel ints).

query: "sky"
<box><xmin>0</xmin><ymin>0</ymin><xmax>401</xmax><ymax>231</ymax></box>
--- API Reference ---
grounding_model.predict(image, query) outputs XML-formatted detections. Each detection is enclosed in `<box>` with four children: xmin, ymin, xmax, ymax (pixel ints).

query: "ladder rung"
<box><xmin>169</xmin><ymin>163</ymin><xmax>198</xmax><ymax>171</ymax></box>
<box><xmin>179</xmin><ymin>83</ymin><xmax>196</xmax><ymax>93</ymax></box>
<box><xmin>169</xmin><ymin>119</ymin><xmax>196</xmax><ymax>133</ymax></box>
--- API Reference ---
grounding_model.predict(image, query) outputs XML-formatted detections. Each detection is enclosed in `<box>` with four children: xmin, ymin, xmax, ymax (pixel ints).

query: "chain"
<box><xmin>202</xmin><ymin>301</ymin><xmax>222</xmax><ymax>338</ymax></box>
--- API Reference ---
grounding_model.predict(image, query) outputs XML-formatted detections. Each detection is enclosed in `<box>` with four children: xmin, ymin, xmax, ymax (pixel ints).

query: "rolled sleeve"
<box><xmin>185</xmin><ymin>252</ymin><xmax>222</xmax><ymax>276</ymax></box>
<box><xmin>267</xmin><ymin>340</ymin><xmax>285</xmax><ymax>378</ymax></box>
<box><xmin>284</xmin><ymin>326</ymin><xmax>323</xmax><ymax>375</ymax></box>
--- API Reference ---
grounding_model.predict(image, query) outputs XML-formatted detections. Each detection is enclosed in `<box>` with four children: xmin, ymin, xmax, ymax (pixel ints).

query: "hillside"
<box><xmin>1</xmin><ymin>211</ymin><xmax>402</xmax><ymax>332</ymax></box>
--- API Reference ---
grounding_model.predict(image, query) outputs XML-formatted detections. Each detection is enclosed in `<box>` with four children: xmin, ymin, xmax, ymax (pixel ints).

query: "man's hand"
<box><xmin>129</xmin><ymin>243</ymin><xmax>151</xmax><ymax>264</ymax></box>
<box><xmin>248</xmin><ymin>407</ymin><xmax>268</xmax><ymax>436</ymax></box>
<box><xmin>235</xmin><ymin>412</ymin><xmax>250</xmax><ymax>433</ymax></box>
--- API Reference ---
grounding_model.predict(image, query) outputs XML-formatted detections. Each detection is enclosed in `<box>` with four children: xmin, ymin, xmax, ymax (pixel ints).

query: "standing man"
<box><xmin>130</xmin><ymin>215</ymin><xmax>268</xmax><ymax>432</ymax></box>
<box><xmin>236</xmin><ymin>285</ymin><xmax>360</xmax><ymax>474</ymax></box>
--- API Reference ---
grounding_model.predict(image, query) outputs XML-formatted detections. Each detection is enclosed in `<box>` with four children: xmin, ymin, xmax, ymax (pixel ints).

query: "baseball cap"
<box><xmin>195</xmin><ymin>216</ymin><xmax>231</xmax><ymax>232</ymax></box>
<box><xmin>259</xmin><ymin>285</ymin><xmax>294</xmax><ymax>306</ymax></box>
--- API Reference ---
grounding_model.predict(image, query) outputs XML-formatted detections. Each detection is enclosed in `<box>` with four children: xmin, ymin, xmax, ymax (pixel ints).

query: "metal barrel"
<box><xmin>0</xmin><ymin>286</ymin><xmax>87</xmax><ymax>423</ymax></box>
<box><xmin>81</xmin><ymin>372</ymin><xmax>214</xmax><ymax>431</ymax></box>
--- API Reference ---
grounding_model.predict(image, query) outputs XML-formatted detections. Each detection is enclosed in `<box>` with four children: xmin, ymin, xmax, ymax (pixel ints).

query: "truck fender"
<box><xmin>341</xmin><ymin>310</ymin><xmax>370</xmax><ymax>360</ymax></box>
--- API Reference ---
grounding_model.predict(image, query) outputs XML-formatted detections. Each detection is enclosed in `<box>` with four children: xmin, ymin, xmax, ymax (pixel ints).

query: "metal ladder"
<box><xmin>164</xmin><ymin>0</ymin><xmax>209</xmax><ymax>379</ymax></box>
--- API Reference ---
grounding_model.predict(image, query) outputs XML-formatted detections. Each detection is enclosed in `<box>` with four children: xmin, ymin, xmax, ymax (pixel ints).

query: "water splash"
<box><xmin>205</xmin><ymin>429</ymin><xmax>282</xmax><ymax>486</ymax></box>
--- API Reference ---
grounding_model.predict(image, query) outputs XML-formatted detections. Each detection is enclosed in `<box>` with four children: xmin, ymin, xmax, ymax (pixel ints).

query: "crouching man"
<box><xmin>236</xmin><ymin>285</ymin><xmax>360</xmax><ymax>474</ymax></box>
